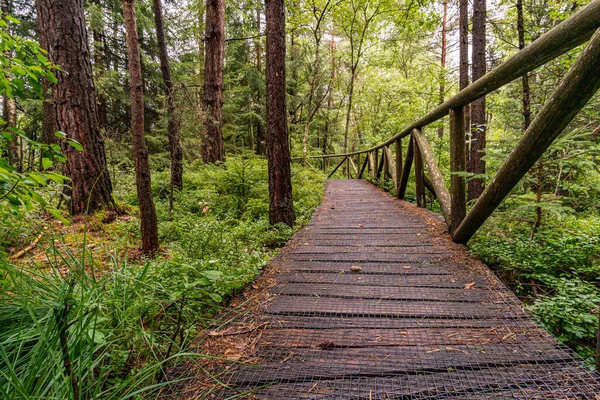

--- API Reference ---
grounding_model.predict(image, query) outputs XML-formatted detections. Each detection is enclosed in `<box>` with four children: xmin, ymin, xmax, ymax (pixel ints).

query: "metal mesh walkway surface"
<box><xmin>220</xmin><ymin>180</ymin><xmax>600</xmax><ymax>399</ymax></box>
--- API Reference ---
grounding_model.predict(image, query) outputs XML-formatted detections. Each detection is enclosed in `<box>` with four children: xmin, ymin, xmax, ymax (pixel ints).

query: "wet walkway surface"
<box><xmin>220</xmin><ymin>180</ymin><xmax>600</xmax><ymax>399</ymax></box>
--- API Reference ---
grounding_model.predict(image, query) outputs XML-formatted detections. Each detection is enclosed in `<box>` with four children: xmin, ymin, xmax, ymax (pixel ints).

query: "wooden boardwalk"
<box><xmin>221</xmin><ymin>180</ymin><xmax>600</xmax><ymax>399</ymax></box>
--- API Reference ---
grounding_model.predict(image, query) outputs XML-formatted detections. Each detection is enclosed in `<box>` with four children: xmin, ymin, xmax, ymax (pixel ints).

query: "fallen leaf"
<box><xmin>402</xmin><ymin>265</ymin><xmax>412</xmax><ymax>269</ymax></box>
<box><xmin>252</xmin><ymin>284</ymin><xmax>259</xmax><ymax>290</ymax></box>
<box><xmin>464</xmin><ymin>281</ymin><xmax>476</xmax><ymax>290</ymax></box>
<box><xmin>350</xmin><ymin>265</ymin><xmax>362</xmax><ymax>272</ymax></box>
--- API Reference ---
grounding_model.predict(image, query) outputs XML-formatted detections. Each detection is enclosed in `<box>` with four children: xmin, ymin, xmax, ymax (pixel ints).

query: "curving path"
<box><xmin>221</xmin><ymin>180</ymin><xmax>600</xmax><ymax>399</ymax></box>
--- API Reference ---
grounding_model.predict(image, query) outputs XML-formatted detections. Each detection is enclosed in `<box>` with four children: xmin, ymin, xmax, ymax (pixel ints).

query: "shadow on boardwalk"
<box><xmin>208</xmin><ymin>180</ymin><xmax>600</xmax><ymax>399</ymax></box>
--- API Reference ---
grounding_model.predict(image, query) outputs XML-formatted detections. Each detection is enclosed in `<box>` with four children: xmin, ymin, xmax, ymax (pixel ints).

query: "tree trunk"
<box><xmin>438</xmin><ymin>0</ymin><xmax>448</xmax><ymax>138</ymax></box>
<box><xmin>91</xmin><ymin>0</ymin><xmax>107</xmax><ymax>132</ymax></box>
<box><xmin>255</xmin><ymin>3</ymin><xmax>265</xmax><ymax>155</ymax></box>
<box><xmin>198</xmin><ymin>0</ymin><xmax>205</xmax><ymax>84</ymax></box>
<box><xmin>2</xmin><ymin>0</ymin><xmax>19</xmax><ymax>170</ymax></box>
<box><xmin>459</xmin><ymin>0</ymin><xmax>470</xmax><ymax>177</ymax></box>
<box><xmin>265</xmin><ymin>0</ymin><xmax>295</xmax><ymax>227</ymax></box>
<box><xmin>517</xmin><ymin>0</ymin><xmax>531</xmax><ymax>130</ymax></box>
<box><xmin>35</xmin><ymin>1</ymin><xmax>59</xmax><ymax>154</ymax></box>
<box><xmin>152</xmin><ymin>0</ymin><xmax>183</xmax><ymax>191</ymax></box>
<box><xmin>469</xmin><ymin>0</ymin><xmax>487</xmax><ymax>200</ymax></box>
<box><xmin>202</xmin><ymin>0</ymin><xmax>225</xmax><ymax>163</ymax></box>
<box><xmin>123</xmin><ymin>0</ymin><xmax>159</xmax><ymax>254</ymax></box>
<box><xmin>36</xmin><ymin>0</ymin><xmax>114</xmax><ymax>214</ymax></box>
<box><xmin>3</xmin><ymin>91</ymin><xmax>18</xmax><ymax>169</ymax></box>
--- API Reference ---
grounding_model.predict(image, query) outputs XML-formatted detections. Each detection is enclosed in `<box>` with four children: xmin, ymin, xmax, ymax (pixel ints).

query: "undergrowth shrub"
<box><xmin>471</xmin><ymin>210</ymin><xmax>600</xmax><ymax>362</ymax></box>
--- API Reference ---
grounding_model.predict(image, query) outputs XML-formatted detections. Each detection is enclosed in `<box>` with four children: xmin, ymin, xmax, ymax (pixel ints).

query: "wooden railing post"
<box><xmin>376</xmin><ymin>148</ymin><xmax>385</xmax><ymax>180</ymax></box>
<box><xmin>449</xmin><ymin>107</ymin><xmax>466</xmax><ymax>232</ymax></box>
<box><xmin>328</xmin><ymin>156</ymin><xmax>347</xmax><ymax>179</ymax></box>
<box><xmin>413</xmin><ymin>131</ymin><xmax>426</xmax><ymax>207</ymax></box>
<box><xmin>382</xmin><ymin>146</ymin><xmax>390</xmax><ymax>181</ymax></box>
<box><xmin>358</xmin><ymin>152</ymin><xmax>368</xmax><ymax>179</ymax></box>
<box><xmin>373</xmin><ymin>150</ymin><xmax>378</xmax><ymax>180</ymax></box>
<box><xmin>398</xmin><ymin>138</ymin><xmax>413</xmax><ymax>199</ymax></box>
<box><xmin>395</xmin><ymin>139</ymin><xmax>403</xmax><ymax>198</ymax></box>
<box><xmin>413</xmin><ymin>128</ymin><xmax>452</xmax><ymax>225</ymax></box>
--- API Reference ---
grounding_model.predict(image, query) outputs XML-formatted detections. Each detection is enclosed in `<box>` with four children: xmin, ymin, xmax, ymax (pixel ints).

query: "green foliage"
<box><xmin>0</xmin><ymin>154</ymin><xmax>326</xmax><ymax>398</ymax></box>
<box><xmin>0</xmin><ymin>15</ymin><xmax>68</xmax><ymax>246</ymax></box>
<box><xmin>0</xmin><ymin>15</ymin><xmax>57</xmax><ymax>99</ymax></box>
<box><xmin>470</xmin><ymin>211</ymin><xmax>600</xmax><ymax>359</ymax></box>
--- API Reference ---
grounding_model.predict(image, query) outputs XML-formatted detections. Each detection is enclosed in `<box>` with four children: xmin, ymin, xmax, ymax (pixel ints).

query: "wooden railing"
<box><xmin>299</xmin><ymin>0</ymin><xmax>600</xmax><ymax>243</ymax></box>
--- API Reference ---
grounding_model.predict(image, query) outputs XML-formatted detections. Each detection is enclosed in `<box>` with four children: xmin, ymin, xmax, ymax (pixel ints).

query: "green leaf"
<box><xmin>41</xmin><ymin>158</ymin><xmax>53</xmax><ymax>170</ymax></box>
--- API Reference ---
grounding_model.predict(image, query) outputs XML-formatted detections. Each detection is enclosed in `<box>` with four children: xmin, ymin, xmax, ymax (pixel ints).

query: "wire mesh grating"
<box><xmin>217</xmin><ymin>180</ymin><xmax>600</xmax><ymax>399</ymax></box>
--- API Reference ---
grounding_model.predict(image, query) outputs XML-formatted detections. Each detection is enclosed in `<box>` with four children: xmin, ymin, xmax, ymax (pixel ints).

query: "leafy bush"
<box><xmin>470</xmin><ymin>211</ymin><xmax>600</xmax><ymax>359</ymax></box>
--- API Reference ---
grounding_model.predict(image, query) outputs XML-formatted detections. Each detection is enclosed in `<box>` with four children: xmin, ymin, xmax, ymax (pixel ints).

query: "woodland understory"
<box><xmin>1</xmin><ymin>0</ymin><xmax>600</xmax><ymax>397</ymax></box>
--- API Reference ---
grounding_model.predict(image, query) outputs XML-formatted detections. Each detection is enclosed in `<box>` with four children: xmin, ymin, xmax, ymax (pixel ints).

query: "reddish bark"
<box><xmin>123</xmin><ymin>0</ymin><xmax>159</xmax><ymax>254</ymax></box>
<box><xmin>152</xmin><ymin>0</ymin><xmax>183</xmax><ymax>190</ymax></box>
<box><xmin>469</xmin><ymin>0</ymin><xmax>487</xmax><ymax>200</ymax></box>
<box><xmin>36</xmin><ymin>0</ymin><xmax>114</xmax><ymax>214</ymax></box>
<box><xmin>265</xmin><ymin>0</ymin><xmax>295</xmax><ymax>227</ymax></box>
<box><xmin>202</xmin><ymin>0</ymin><xmax>225</xmax><ymax>163</ymax></box>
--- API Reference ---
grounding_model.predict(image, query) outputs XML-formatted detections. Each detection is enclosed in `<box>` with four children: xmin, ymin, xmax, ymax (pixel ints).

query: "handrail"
<box><xmin>299</xmin><ymin>0</ymin><xmax>600</xmax><ymax>160</ymax></box>
<box><xmin>302</xmin><ymin>0</ymin><xmax>600</xmax><ymax>244</ymax></box>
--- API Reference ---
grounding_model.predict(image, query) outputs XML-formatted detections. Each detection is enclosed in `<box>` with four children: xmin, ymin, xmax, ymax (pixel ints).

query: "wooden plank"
<box><xmin>227</xmin><ymin>344</ymin><xmax>574</xmax><ymax>384</ymax></box>
<box><xmin>453</xmin><ymin>28</ymin><xmax>600</xmax><ymax>243</ymax></box>
<box><xmin>276</xmin><ymin>273</ymin><xmax>490</xmax><ymax>288</ymax></box>
<box><xmin>221</xmin><ymin>179</ymin><xmax>600</xmax><ymax>397</ymax></box>
<box><xmin>289</xmin><ymin>252</ymin><xmax>448</xmax><ymax>263</ymax></box>
<box><xmin>271</xmin><ymin>284</ymin><xmax>488</xmax><ymax>302</ymax></box>
<box><xmin>413</xmin><ymin>128</ymin><xmax>452</xmax><ymax>225</ymax></box>
<box><xmin>279</xmin><ymin>262</ymin><xmax>459</xmax><ymax>275</ymax></box>
<box><xmin>292</xmin><ymin>246</ymin><xmax>445</xmax><ymax>254</ymax></box>
<box><xmin>413</xmin><ymin>132</ymin><xmax>426</xmax><ymax>207</ymax></box>
<box><xmin>225</xmin><ymin>363</ymin><xmax>599</xmax><ymax>398</ymax></box>
<box><xmin>261</xmin><ymin>326</ymin><xmax>552</xmax><ymax>348</ymax></box>
<box><xmin>264</xmin><ymin>297</ymin><xmax>521</xmax><ymax>319</ymax></box>
<box><xmin>262</xmin><ymin>315</ymin><xmax>539</xmax><ymax>330</ymax></box>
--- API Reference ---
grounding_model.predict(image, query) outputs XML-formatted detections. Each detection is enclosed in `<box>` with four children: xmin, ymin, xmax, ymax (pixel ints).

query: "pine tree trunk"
<box><xmin>123</xmin><ymin>0</ymin><xmax>159</xmax><ymax>254</ymax></box>
<box><xmin>459</xmin><ymin>0</ymin><xmax>470</xmax><ymax>181</ymax></box>
<box><xmin>438</xmin><ymin>0</ymin><xmax>448</xmax><ymax>138</ymax></box>
<box><xmin>35</xmin><ymin>6</ymin><xmax>59</xmax><ymax>153</ymax></box>
<box><xmin>36</xmin><ymin>0</ymin><xmax>114</xmax><ymax>214</ymax></box>
<box><xmin>152</xmin><ymin>0</ymin><xmax>183</xmax><ymax>190</ymax></box>
<box><xmin>3</xmin><ymin>93</ymin><xmax>18</xmax><ymax>169</ymax></box>
<box><xmin>2</xmin><ymin>0</ymin><xmax>19</xmax><ymax>170</ymax></box>
<box><xmin>469</xmin><ymin>0</ymin><xmax>487</xmax><ymax>200</ymax></box>
<box><xmin>517</xmin><ymin>0</ymin><xmax>531</xmax><ymax>130</ymax></box>
<box><xmin>202</xmin><ymin>0</ymin><xmax>225</xmax><ymax>163</ymax></box>
<box><xmin>255</xmin><ymin>4</ymin><xmax>265</xmax><ymax>156</ymax></box>
<box><xmin>91</xmin><ymin>0</ymin><xmax>107</xmax><ymax>132</ymax></box>
<box><xmin>265</xmin><ymin>0</ymin><xmax>295</xmax><ymax>227</ymax></box>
